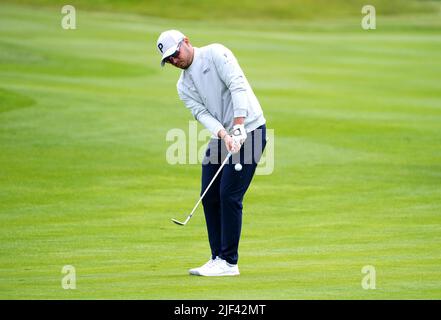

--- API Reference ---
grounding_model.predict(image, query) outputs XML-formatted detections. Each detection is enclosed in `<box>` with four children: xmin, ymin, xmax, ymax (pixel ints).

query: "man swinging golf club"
<box><xmin>157</xmin><ymin>30</ymin><xmax>266</xmax><ymax>276</ymax></box>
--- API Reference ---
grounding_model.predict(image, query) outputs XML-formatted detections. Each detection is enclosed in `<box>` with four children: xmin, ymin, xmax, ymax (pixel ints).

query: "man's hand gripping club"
<box><xmin>218</xmin><ymin>122</ymin><xmax>247</xmax><ymax>154</ymax></box>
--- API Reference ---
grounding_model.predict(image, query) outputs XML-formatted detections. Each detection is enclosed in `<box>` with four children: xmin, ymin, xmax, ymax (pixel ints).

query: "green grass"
<box><xmin>1</xmin><ymin>2</ymin><xmax>441</xmax><ymax>299</ymax></box>
<box><xmin>5</xmin><ymin>0</ymin><xmax>439</xmax><ymax>21</ymax></box>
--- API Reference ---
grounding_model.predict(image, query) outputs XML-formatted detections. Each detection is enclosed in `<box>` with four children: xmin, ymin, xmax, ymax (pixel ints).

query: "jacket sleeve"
<box><xmin>177</xmin><ymin>81</ymin><xmax>224</xmax><ymax>137</ymax></box>
<box><xmin>211</xmin><ymin>44</ymin><xmax>249</xmax><ymax>118</ymax></box>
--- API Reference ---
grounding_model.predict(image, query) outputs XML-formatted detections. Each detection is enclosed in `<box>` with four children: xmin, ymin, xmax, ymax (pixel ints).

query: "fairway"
<box><xmin>1</xmin><ymin>2</ymin><xmax>441</xmax><ymax>299</ymax></box>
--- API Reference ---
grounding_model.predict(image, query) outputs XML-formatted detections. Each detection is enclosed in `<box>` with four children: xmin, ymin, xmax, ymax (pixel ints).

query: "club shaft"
<box><xmin>186</xmin><ymin>152</ymin><xmax>232</xmax><ymax>220</ymax></box>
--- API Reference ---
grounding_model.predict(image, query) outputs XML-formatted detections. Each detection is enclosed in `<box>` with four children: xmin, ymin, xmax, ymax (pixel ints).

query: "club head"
<box><xmin>171</xmin><ymin>218</ymin><xmax>186</xmax><ymax>226</ymax></box>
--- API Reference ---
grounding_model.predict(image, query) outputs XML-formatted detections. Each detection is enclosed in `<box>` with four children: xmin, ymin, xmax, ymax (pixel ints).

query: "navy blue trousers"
<box><xmin>201</xmin><ymin>124</ymin><xmax>266</xmax><ymax>265</ymax></box>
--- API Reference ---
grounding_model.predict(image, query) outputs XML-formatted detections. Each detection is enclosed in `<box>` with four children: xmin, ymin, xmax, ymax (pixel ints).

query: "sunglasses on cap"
<box><xmin>166</xmin><ymin>40</ymin><xmax>184</xmax><ymax>63</ymax></box>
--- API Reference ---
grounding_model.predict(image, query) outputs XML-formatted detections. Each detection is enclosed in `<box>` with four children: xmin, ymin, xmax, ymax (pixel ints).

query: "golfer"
<box><xmin>157</xmin><ymin>30</ymin><xmax>266</xmax><ymax>276</ymax></box>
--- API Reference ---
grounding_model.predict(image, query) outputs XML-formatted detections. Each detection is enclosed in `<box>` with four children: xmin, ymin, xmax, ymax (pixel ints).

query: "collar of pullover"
<box><xmin>186</xmin><ymin>47</ymin><xmax>201</xmax><ymax>74</ymax></box>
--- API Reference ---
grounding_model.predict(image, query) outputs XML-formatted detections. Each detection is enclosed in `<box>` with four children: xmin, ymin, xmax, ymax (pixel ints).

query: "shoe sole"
<box><xmin>201</xmin><ymin>272</ymin><xmax>240</xmax><ymax>277</ymax></box>
<box><xmin>189</xmin><ymin>271</ymin><xmax>240</xmax><ymax>277</ymax></box>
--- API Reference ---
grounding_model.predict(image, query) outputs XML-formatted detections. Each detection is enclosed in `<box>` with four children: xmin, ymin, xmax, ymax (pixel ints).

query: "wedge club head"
<box><xmin>171</xmin><ymin>152</ymin><xmax>232</xmax><ymax>227</ymax></box>
<box><xmin>171</xmin><ymin>218</ymin><xmax>186</xmax><ymax>226</ymax></box>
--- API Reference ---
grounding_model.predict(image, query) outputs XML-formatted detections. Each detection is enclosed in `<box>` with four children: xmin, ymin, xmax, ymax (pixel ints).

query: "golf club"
<box><xmin>172</xmin><ymin>151</ymin><xmax>232</xmax><ymax>226</ymax></box>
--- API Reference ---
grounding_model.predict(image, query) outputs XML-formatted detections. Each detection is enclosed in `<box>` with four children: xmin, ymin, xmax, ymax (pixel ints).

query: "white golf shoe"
<box><xmin>189</xmin><ymin>257</ymin><xmax>221</xmax><ymax>276</ymax></box>
<box><xmin>189</xmin><ymin>257</ymin><xmax>240</xmax><ymax>277</ymax></box>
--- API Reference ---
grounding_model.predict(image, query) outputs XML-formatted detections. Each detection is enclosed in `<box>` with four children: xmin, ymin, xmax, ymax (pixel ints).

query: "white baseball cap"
<box><xmin>156</xmin><ymin>30</ymin><xmax>185</xmax><ymax>67</ymax></box>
